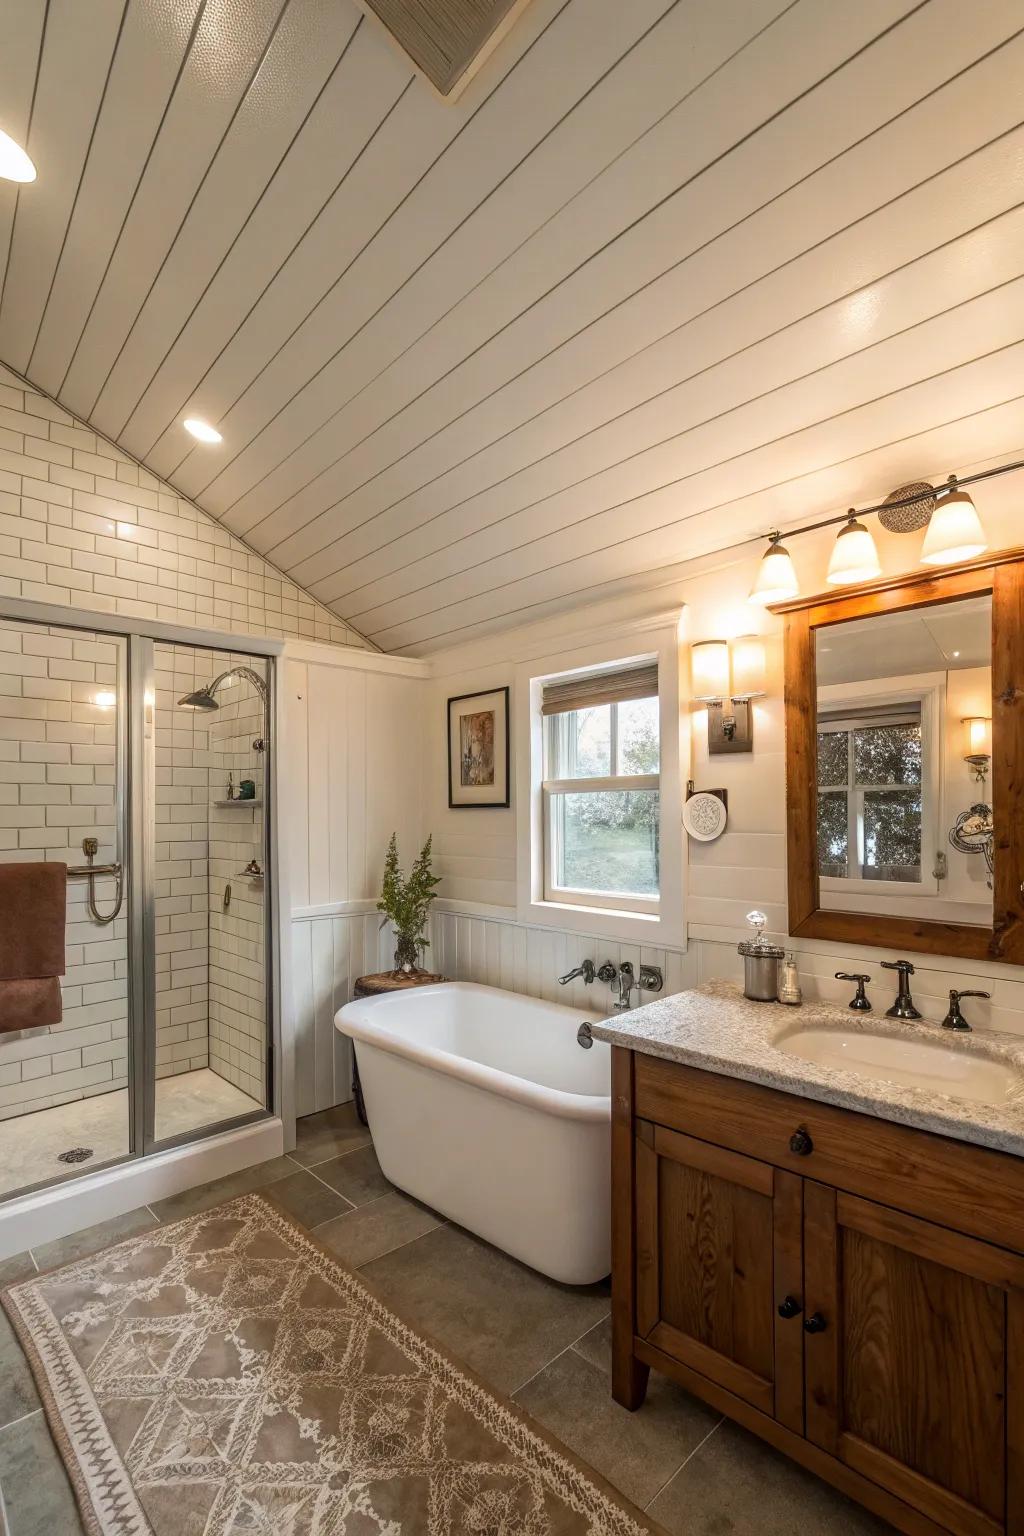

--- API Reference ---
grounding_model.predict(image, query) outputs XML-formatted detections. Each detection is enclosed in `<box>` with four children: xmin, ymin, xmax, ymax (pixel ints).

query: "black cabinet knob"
<box><xmin>803</xmin><ymin>1312</ymin><xmax>827</xmax><ymax>1334</ymax></box>
<box><xmin>777</xmin><ymin>1295</ymin><xmax>802</xmax><ymax>1320</ymax></box>
<box><xmin>789</xmin><ymin>1127</ymin><xmax>814</xmax><ymax>1156</ymax></box>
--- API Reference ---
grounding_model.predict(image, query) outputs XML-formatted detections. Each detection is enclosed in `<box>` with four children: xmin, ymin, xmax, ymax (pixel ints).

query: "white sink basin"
<box><xmin>773</xmin><ymin>1025</ymin><xmax>1024</xmax><ymax>1106</ymax></box>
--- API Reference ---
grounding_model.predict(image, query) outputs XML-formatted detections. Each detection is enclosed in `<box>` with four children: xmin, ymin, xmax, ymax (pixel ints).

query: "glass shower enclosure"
<box><xmin>0</xmin><ymin>612</ymin><xmax>274</xmax><ymax>1201</ymax></box>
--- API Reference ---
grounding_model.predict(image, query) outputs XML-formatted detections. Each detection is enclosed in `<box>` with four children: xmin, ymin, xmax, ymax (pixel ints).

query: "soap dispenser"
<box><xmin>778</xmin><ymin>952</ymin><xmax>802</xmax><ymax>1006</ymax></box>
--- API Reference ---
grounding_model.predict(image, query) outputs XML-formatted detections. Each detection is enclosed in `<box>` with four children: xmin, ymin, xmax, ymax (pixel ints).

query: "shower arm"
<box><xmin>207</xmin><ymin>666</ymin><xmax>269</xmax><ymax>705</ymax></box>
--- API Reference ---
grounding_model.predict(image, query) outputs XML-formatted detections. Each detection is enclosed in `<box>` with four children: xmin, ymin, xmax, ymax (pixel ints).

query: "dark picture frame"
<box><xmin>447</xmin><ymin>686</ymin><xmax>510</xmax><ymax>809</ymax></box>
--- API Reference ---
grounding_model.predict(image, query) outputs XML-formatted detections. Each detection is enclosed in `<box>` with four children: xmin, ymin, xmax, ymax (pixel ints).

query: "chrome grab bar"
<box><xmin>66</xmin><ymin>863</ymin><xmax>121</xmax><ymax>879</ymax></box>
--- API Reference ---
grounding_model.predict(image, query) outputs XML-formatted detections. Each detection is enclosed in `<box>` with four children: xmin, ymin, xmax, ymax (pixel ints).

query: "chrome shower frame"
<box><xmin>0</xmin><ymin>594</ymin><xmax>282</xmax><ymax>1204</ymax></box>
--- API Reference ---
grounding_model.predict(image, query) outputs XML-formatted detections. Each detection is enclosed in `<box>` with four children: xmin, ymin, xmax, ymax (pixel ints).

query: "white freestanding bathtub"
<box><xmin>335</xmin><ymin>982</ymin><xmax>610</xmax><ymax>1285</ymax></box>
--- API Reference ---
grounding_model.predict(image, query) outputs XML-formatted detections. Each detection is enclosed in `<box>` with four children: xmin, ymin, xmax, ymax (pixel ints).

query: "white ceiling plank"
<box><xmin>364</xmin><ymin>348</ymin><xmax>1024</xmax><ymax>647</ymax></box>
<box><xmin>214</xmin><ymin>0</ymin><xmax>793</xmax><ymax>534</ymax></box>
<box><xmin>57</xmin><ymin>0</ymin><xmax>287</xmax><ymax>423</ymax></box>
<box><xmin>116</xmin><ymin>15</ymin><xmax>407</xmax><ymax>464</ymax></box>
<box><xmin>27</xmin><ymin>0</ymin><xmax>205</xmax><ymax>396</ymax></box>
<box><xmin>0</xmin><ymin>0</ymin><xmax>125</xmax><ymax>373</ymax></box>
<box><xmin>169</xmin><ymin>0</ymin><xmax>685</xmax><ymax>509</ymax></box>
<box><xmin>232</xmin><ymin>0</ymin><xmax>1019</xmax><ymax>566</ymax></box>
<box><xmin>145</xmin><ymin>0</ymin><xmax>571</xmax><ymax>489</ymax></box>
<box><xmin>343</xmin><ymin>286</ymin><xmax>1024</xmax><ymax>630</ymax></box>
<box><xmin>0</xmin><ymin>0</ymin><xmax>47</xmax><ymax>303</ymax></box>
<box><xmin>386</xmin><ymin>421</ymin><xmax>1024</xmax><ymax>652</ymax></box>
<box><xmin>92</xmin><ymin>0</ymin><xmax>359</xmax><ymax>439</ymax></box>
<box><xmin>321</xmin><ymin>207</ymin><xmax>1024</xmax><ymax>616</ymax></box>
<box><xmin>258</xmin><ymin>25</ymin><xmax>1024</xmax><ymax>580</ymax></box>
<box><xmin>287</xmin><ymin>125</ymin><xmax>1024</xmax><ymax>597</ymax></box>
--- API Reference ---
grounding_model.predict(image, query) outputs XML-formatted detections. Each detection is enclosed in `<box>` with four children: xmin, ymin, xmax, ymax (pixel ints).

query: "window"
<box><xmin>816</xmin><ymin>706</ymin><xmax>924</xmax><ymax>883</ymax></box>
<box><xmin>542</xmin><ymin>664</ymin><xmax>660</xmax><ymax>912</ymax></box>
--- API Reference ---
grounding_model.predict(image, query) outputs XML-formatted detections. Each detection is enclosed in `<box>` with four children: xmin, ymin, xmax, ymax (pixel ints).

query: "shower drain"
<box><xmin>57</xmin><ymin>1146</ymin><xmax>94</xmax><ymax>1165</ymax></box>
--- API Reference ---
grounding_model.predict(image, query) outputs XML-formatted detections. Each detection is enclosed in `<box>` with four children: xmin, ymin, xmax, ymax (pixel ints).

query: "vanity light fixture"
<box><xmin>183</xmin><ymin>417</ymin><xmax>223</xmax><ymax>444</ymax></box>
<box><xmin>920</xmin><ymin>476</ymin><xmax>988</xmax><ymax>566</ymax></box>
<box><xmin>690</xmin><ymin>637</ymin><xmax>763</xmax><ymax>755</ymax></box>
<box><xmin>825</xmin><ymin>510</ymin><xmax>881</xmax><ymax>585</ymax></box>
<box><xmin>962</xmin><ymin>716</ymin><xmax>992</xmax><ymax>782</ymax></box>
<box><xmin>0</xmin><ymin>128</ymin><xmax>36</xmax><ymax>183</ymax></box>
<box><xmin>747</xmin><ymin>534</ymin><xmax>799</xmax><ymax>606</ymax></box>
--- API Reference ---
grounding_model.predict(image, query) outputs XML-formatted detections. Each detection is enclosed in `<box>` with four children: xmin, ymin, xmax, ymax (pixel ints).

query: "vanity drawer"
<box><xmin>632</xmin><ymin>1052</ymin><xmax>1024</xmax><ymax>1255</ymax></box>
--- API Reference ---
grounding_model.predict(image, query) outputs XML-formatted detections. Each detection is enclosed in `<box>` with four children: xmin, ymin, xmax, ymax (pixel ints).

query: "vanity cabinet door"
<box><xmin>634</xmin><ymin>1119</ymin><xmax>804</xmax><ymax>1429</ymax></box>
<box><xmin>803</xmin><ymin>1182</ymin><xmax>1024</xmax><ymax>1536</ymax></box>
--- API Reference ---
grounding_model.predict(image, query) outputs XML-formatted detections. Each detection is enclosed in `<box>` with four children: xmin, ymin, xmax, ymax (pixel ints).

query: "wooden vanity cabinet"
<box><xmin>612</xmin><ymin>1048</ymin><xmax>1024</xmax><ymax>1536</ymax></box>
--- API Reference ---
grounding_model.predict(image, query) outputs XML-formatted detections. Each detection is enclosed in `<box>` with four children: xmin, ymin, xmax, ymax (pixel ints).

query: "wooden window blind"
<box><xmin>541</xmin><ymin>662</ymin><xmax>659</xmax><ymax>717</ymax></box>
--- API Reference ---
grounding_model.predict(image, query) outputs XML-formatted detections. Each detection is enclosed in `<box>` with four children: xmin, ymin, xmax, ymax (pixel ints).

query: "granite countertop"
<box><xmin>590</xmin><ymin>979</ymin><xmax>1024</xmax><ymax>1158</ymax></box>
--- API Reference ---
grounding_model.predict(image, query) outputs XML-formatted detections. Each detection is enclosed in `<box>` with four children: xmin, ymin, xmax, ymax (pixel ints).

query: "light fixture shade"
<box><xmin>690</xmin><ymin>639</ymin><xmax>730</xmax><ymax>701</ymax></box>
<box><xmin>0</xmin><ymin>129</ymin><xmax>35</xmax><ymax>183</ymax></box>
<box><xmin>826</xmin><ymin>515</ymin><xmax>881</xmax><ymax>585</ymax></box>
<box><xmin>748</xmin><ymin>539</ymin><xmax>799</xmax><ymax>606</ymax></box>
<box><xmin>183</xmin><ymin>417</ymin><xmax>223</xmax><ymax>444</ymax></box>
<box><xmin>920</xmin><ymin>489</ymin><xmax>987</xmax><ymax>566</ymax></box>
<box><xmin>730</xmin><ymin>635</ymin><xmax>766</xmax><ymax>699</ymax></box>
<box><xmin>962</xmin><ymin>716</ymin><xmax>992</xmax><ymax>759</ymax></box>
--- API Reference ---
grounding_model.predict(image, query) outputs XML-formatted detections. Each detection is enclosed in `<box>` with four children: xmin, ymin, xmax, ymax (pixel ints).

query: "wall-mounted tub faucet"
<box><xmin>613</xmin><ymin>961</ymin><xmax>636</xmax><ymax>1010</ymax></box>
<box><xmin>558</xmin><ymin>960</ymin><xmax>596</xmax><ymax>986</ymax></box>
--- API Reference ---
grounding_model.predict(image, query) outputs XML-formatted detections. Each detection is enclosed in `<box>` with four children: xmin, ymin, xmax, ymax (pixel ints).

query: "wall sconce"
<box><xmin>690</xmin><ymin>637</ymin><xmax>766</xmax><ymax>755</ymax></box>
<box><xmin>962</xmin><ymin>716</ymin><xmax>992</xmax><ymax>783</ymax></box>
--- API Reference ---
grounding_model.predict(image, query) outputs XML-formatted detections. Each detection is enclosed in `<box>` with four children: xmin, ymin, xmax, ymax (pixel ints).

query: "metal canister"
<box><xmin>737</xmin><ymin>940</ymin><xmax>785</xmax><ymax>1002</ymax></box>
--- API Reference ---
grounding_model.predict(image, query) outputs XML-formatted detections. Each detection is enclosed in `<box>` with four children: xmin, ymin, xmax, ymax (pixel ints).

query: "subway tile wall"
<box><xmin>0</xmin><ymin>365</ymin><xmax>367</xmax><ymax>648</ymax></box>
<box><xmin>0</xmin><ymin>620</ymin><xmax>129</xmax><ymax>1123</ymax></box>
<box><xmin>207</xmin><ymin>671</ymin><xmax>266</xmax><ymax>1104</ymax></box>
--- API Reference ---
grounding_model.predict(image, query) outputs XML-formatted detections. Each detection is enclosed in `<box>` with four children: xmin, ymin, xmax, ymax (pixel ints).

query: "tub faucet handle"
<box><xmin>558</xmin><ymin>959</ymin><xmax>595</xmax><ymax>986</ymax></box>
<box><xmin>613</xmin><ymin>961</ymin><xmax>636</xmax><ymax>1011</ymax></box>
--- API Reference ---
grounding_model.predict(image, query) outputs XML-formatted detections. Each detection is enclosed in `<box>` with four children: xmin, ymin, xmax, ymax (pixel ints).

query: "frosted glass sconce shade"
<box><xmin>826</xmin><ymin>514</ymin><xmax>881</xmax><ymax>585</ymax></box>
<box><xmin>690</xmin><ymin>639</ymin><xmax>730</xmax><ymax>701</ymax></box>
<box><xmin>963</xmin><ymin>716</ymin><xmax>992</xmax><ymax>760</ymax></box>
<box><xmin>920</xmin><ymin>488</ymin><xmax>988</xmax><ymax>566</ymax></box>
<box><xmin>730</xmin><ymin>636</ymin><xmax>767</xmax><ymax>699</ymax></box>
<box><xmin>748</xmin><ymin>539</ymin><xmax>799</xmax><ymax>605</ymax></box>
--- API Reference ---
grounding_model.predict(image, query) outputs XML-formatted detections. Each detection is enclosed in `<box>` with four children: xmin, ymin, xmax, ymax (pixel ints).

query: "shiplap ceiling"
<box><xmin>1</xmin><ymin>0</ymin><xmax>1023</xmax><ymax>655</ymax></box>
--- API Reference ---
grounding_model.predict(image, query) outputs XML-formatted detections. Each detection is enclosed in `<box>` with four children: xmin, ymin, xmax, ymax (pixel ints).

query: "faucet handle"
<box><xmin>835</xmin><ymin>972</ymin><xmax>872</xmax><ymax>1011</ymax></box>
<box><xmin>942</xmin><ymin>988</ymin><xmax>991</xmax><ymax>1031</ymax></box>
<box><xmin>881</xmin><ymin>959</ymin><xmax>915</xmax><ymax>975</ymax></box>
<box><xmin>957</xmin><ymin>990</ymin><xmax>992</xmax><ymax>1000</ymax></box>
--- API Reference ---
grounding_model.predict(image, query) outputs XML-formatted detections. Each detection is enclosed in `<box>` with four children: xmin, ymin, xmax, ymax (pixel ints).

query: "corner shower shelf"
<box><xmin>213</xmin><ymin>800</ymin><xmax>262</xmax><ymax>808</ymax></box>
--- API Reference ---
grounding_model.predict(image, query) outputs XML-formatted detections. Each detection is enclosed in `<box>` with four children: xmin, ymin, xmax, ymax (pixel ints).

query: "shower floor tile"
<box><xmin>0</xmin><ymin>1069</ymin><xmax>261</xmax><ymax>1199</ymax></box>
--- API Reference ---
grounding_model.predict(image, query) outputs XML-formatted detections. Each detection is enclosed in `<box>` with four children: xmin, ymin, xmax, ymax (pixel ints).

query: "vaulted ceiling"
<box><xmin>2</xmin><ymin>0</ymin><xmax>1023</xmax><ymax>654</ymax></box>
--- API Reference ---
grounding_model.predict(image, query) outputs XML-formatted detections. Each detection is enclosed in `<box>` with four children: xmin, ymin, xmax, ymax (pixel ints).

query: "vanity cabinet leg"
<box><xmin>611</xmin><ymin>1046</ymin><xmax>649</xmax><ymax>1410</ymax></box>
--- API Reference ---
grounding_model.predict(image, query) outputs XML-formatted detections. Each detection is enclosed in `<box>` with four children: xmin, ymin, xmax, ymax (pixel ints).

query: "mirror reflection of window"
<box><xmin>814</xmin><ymin>594</ymin><xmax>992</xmax><ymax>926</ymax></box>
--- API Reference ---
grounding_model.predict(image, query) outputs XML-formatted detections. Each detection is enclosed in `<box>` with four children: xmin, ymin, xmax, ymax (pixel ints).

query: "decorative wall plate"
<box><xmin>683</xmin><ymin>790</ymin><xmax>728</xmax><ymax>842</ymax></box>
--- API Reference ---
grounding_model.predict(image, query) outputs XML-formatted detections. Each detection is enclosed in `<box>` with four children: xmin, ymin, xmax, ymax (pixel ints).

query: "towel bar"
<box><xmin>65</xmin><ymin>862</ymin><xmax>121</xmax><ymax>879</ymax></box>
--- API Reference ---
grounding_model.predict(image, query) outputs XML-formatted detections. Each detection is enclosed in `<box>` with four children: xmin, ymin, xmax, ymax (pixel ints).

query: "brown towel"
<box><xmin>0</xmin><ymin>861</ymin><xmax>66</xmax><ymax>1032</ymax></box>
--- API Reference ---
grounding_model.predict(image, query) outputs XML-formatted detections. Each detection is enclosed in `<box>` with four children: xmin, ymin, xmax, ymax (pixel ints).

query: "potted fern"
<box><xmin>377</xmin><ymin>833</ymin><xmax>441</xmax><ymax>974</ymax></box>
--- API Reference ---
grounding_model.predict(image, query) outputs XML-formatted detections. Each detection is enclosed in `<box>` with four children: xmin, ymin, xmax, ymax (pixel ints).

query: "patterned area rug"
<box><xmin>3</xmin><ymin>1193</ymin><xmax>662</xmax><ymax>1536</ymax></box>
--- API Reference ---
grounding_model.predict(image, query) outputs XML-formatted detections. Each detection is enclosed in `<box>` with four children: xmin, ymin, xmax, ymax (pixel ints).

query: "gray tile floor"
<box><xmin>0</xmin><ymin>1103</ymin><xmax>894</xmax><ymax>1535</ymax></box>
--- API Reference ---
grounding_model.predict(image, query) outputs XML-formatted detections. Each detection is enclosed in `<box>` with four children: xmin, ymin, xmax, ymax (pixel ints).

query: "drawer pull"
<box><xmin>789</xmin><ymin>1127</ymin><xmax>814</xmax><ymax>1156</ymax></box>
<box><xmin>803</xmin><ymin>1312</ymin><xmax>827</xmax><ymax>1335</ymax></box>
<box><xmin>777</xmin><ymin>1295</ymin><xmax>802</xmax><ymax>1320</ymax></box>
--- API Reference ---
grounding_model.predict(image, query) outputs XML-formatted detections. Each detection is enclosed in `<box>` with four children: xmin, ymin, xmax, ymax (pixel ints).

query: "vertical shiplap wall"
<box><xmin>282</xmin><ymin>649</ymin><xmax>428</xmax><ymax>1117</ymax></box>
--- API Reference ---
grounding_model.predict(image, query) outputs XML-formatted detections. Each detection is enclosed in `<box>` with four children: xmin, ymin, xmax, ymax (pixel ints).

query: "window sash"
<box><xmin>543</xmin><ymin>784</ymin><xmax>660</xmax><ymax>913</ymax></box>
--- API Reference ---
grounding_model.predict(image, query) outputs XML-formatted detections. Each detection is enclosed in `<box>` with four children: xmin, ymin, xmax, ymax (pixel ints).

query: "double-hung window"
<box><xmin>817</xmin><ymin>704</ymin><xmax>926</xmax><ymax>884</ymax></box>
<box><xmin>541</xmin><ymin>662</ymin><xmax>660</xmax><ymax>914</ymax></box>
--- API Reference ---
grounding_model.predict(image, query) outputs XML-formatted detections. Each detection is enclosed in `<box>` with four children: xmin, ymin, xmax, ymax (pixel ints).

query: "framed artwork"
<box><xmin>447</xmin><ymin>687</ymin><xmax>510</xmax><ymax>808</ymax></box>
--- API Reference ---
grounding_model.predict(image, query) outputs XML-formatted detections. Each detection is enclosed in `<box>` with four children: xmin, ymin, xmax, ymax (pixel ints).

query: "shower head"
<box><xmin>177</xmin><ymin>666</ymin><xmax>269</xmax><ymax>714</ymax></box>
<box><xmin>177</xmin><ymin>685</ymin><xmax>219</xmax><ymax>711</ymax></box>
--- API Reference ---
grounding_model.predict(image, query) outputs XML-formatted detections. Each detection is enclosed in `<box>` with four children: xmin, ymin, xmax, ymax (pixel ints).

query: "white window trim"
<box><xmin>817</xmin><ymin>674</ymin><xmax>944</xmax><ymax>902</ymax></box>
<box><xmin>515</xmin><ymin>626</ymin><xmax>684</xmax><ymax>945</ymax></box>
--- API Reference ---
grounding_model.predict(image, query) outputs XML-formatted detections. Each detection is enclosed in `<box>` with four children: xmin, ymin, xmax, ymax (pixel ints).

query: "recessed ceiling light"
<box><xmin>0</xmin><ymin>129</ymin><xmax>35</xmax><ymax>183</ymax></box>
<box><xmin>183</xmin><ymin>417</ymin><xmax>222</xmax><ymax>444</ymax></box>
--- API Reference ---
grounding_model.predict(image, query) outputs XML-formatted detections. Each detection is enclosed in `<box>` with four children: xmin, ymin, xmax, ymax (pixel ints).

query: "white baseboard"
<box><xmin>0</xmin><ymin>1116</ymin><xmax>284</xmax><ymax>1261</ymax></box>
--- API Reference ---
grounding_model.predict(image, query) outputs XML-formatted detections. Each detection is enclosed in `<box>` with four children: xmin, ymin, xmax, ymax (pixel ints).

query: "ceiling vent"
<box><xmin>360</xmin><ymin>0</ymin><xmax>533</xmax><ymax>98</ymax></box>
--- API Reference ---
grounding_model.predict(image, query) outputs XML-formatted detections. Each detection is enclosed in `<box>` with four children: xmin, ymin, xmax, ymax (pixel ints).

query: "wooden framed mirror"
<box><xmin>776</xmin><ymin>551</ymin><xmax>1024</xmax><ymax>963</ymax></box>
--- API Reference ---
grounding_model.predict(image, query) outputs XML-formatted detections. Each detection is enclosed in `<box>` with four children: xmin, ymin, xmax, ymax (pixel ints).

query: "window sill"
<box><xmin>520</xmin><ymin>896</ymin><xmax>681</xmax><ymax>948</ymax></box>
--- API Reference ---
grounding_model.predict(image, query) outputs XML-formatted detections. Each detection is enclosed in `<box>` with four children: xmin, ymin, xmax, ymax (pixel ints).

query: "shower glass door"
<box><xmin>149</xmin><ymin>643</ymin><xmax>270</xmax><ymax>1146</ymax></box>
<box><xmin>0</xmin><ymin>614</ymin><xmax>273</xmax><ymax>1202</ymax></box>
<box><xmin>0</xmin><ymin>617</ymin><xmax>130</xmax><ymax>1198</ymax></box>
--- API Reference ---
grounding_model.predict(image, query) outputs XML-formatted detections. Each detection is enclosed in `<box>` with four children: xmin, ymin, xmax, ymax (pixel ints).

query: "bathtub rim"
<box><xmin>335</xmin><ymin>982</ymin><xmax>610</xmax><ymax>1125</ymax></box>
